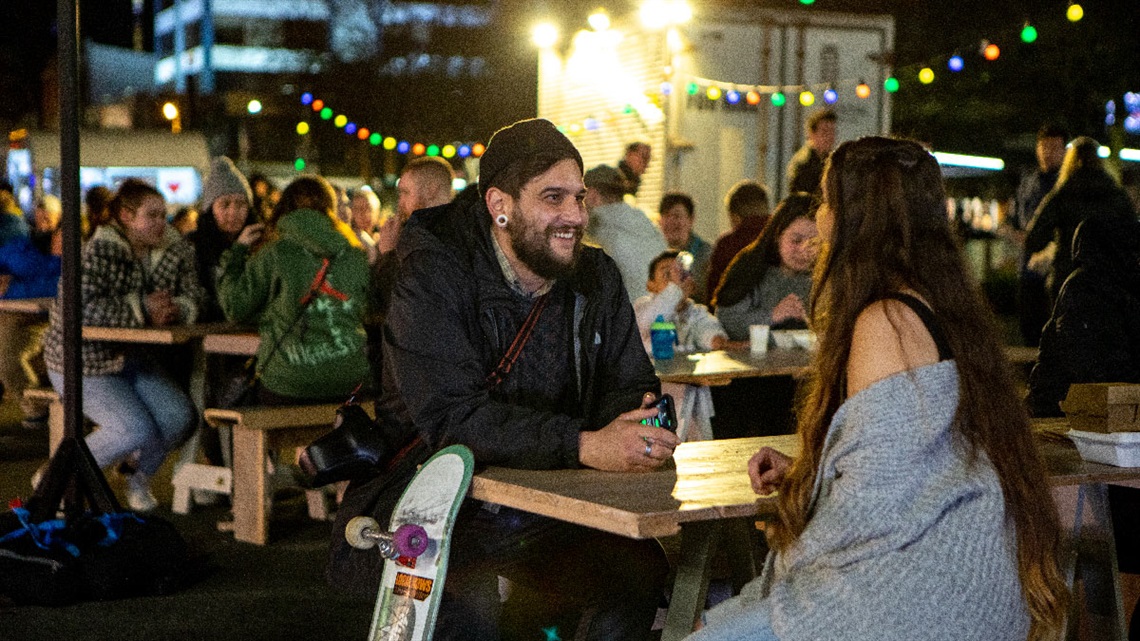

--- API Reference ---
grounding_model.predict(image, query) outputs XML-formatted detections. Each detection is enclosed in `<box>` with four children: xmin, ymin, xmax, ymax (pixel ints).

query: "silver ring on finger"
<box><xmin>644</xmin><ymin>441</ymin><xmax>653</xmax><ymax>457</ymax></box>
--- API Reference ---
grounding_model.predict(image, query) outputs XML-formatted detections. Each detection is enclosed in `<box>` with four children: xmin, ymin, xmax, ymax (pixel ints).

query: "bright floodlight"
<box><xmin>641</xmin><ymin>0</ymin><xmax>689</xmax><ymax>29</ymax></box>
<box><xmin>588</xmin><ymin>10</ymin><xmax>610</xmax><ymax>31</ymax></box>
<box><xmin>532</xmin><ymin>22</ymin><xmax>559</xmax><ymax>49</ymax></box>
<box><xmin>247</xmin><ymin>99</ymin><xmax>263</xmax><ymax>115</ymax></box>
<box><xmin>162</xmin><ymin>102</ymin><xmax>178</xmax><ymax>120</ymax></box>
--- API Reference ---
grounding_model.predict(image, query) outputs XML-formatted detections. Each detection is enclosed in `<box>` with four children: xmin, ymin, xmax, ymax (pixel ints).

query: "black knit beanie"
<box><xmin>478</xmin><ymin>118</ymin><xmax>583</xmax><ymax>196</ymax></box>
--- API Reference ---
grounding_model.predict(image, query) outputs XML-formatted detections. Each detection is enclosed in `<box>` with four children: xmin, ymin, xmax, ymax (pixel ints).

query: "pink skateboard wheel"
<box><xmin>391</xmin><ymin>523</ymin><xmax>429</xmax><ymax>558</ymax></box>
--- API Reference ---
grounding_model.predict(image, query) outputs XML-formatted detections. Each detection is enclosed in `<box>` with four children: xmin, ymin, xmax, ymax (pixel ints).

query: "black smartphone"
<box><xmin>641</xmin><ymin>394</ymin><xmax>677</xmax><ymax>432</ymax></box>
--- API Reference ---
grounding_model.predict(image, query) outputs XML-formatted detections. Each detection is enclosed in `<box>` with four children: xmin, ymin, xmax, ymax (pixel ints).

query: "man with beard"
<box><xmin>330</xmin><ymin>118</ymin><xmax>679</xmax><ymax>641</ymax></box>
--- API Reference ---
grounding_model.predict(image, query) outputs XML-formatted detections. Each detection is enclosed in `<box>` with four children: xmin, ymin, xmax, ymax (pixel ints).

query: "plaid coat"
<box><xmin>44</xmin><ymin>223</ymin><xmax>205</xmax><ymax>375</ymax></box>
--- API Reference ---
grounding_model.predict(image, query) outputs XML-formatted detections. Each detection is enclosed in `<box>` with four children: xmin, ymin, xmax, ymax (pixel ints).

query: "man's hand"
<box><xmin>376</xmin><ymin>215</ymin><xmax>402</xmax><ymax>255</ymax></box>
<box><xmin>579</xmin><ymin>395</ymin><xmax>681</xmax><ymax>472</ymax></box>
<box><xmin>771</xmin><ymin>293</ymin><xmax>807</xmax><ymax>324</ymax></box>
<box><xmin>748</xmin><ymin>447</ymin><xmax>793</xmax><ymax>496</ymax></box>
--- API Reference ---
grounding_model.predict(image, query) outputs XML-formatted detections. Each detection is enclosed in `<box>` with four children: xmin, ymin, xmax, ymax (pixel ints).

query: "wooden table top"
<box><xmin>82</xmin><ymin>322</ymin><xmax>245</xmax><ymax>344</ymax></box>
<box><xmin>655</xmin><ymin>345</ymin><xmax>1037</xmax><ymax>386</ymax></box>
<box><xmin>202</xmin><ymin>332</ymin><xmax>260</xmax><ymax>355</ymax></box>
<box><xmin>470</xmin><ymin>418</ymin><xmax>1140</xmax><ymax>540</ymax></box>
<box><xmin>471</xmin><ymin>434</ymin><xmax>797</xmax><ymax>539</ymax></box>
<box><xmin>0</xmin><ymin>297</ymin><xmax>53</xmax><ymax>314</ymax></box>
<box><xmin>654</xmin><ymin>348</ymin><xmax>811</xmax><ymax>386</ymax></box>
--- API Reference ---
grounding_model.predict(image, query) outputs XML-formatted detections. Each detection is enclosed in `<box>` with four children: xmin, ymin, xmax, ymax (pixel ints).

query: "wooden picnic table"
<box><xmin>654</xmin><ymin>344</ymin><xmax>1038</xmax><ymax>387</ymax></box>
<box><xmin>471</xmin><ymin>418</ymin><xmax>1139</xmax><ymax>640</ymax></box>
<box><xmin>81</xmin><ymin>322</ymin><xmax>243</xmax><ymax>344</ymax></box>
<box><xmin>0</xmin><ymin>297</ymin><xmax>53</xmax><ymax>314</ymax></box>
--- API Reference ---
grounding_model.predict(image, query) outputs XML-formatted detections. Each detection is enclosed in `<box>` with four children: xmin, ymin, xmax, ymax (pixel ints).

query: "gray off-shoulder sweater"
<box><xmin>701</xmin><ymin>361</ymin><xmax>1030</xmax><ymax>641</ymax></box>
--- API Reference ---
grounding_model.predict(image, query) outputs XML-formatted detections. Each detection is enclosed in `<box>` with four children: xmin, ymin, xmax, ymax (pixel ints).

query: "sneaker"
<box><xmin>126</xmin><ymin>473</ymin><xmax>159</xmax><ymax>512</ymax></box>
<box><xmin>30</xmin><ymin>463</ymin><xmax>47</xmax><ymax>490</ymax></box>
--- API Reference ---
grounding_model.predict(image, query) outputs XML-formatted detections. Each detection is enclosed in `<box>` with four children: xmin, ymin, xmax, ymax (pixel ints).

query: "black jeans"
<box><xmin>434</xmin><ymin>502</ymin><xmax>669</xmax><ymax>641</ymax></box>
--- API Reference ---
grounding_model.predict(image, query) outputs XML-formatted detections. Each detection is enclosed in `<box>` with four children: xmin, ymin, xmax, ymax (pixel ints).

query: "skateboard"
<box><xmin>345</xmin><ymin>444</ymin><xmax>474</xmax><ymax>641</ymax></box>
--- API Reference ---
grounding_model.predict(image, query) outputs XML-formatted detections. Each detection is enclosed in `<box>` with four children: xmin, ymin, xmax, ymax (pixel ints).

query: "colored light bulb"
<box><xmin>771</xmin><ymin>92</ymin><xmax>786</xmax><ymax>106</ymax></box>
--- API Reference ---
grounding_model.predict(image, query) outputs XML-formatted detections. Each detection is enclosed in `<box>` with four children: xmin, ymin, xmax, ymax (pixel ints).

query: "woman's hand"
<box><xmin>771</xmin><ymin>293</ymin><xmax>807</xmax><ymax>324</ymax></box>
<box><xmin>748</xmin><ymin>447</ymin><xmax>792</xmax><ymax>496</ymax></box>
<box><xmin>235</xmin><ymin>223</ymin><xmax>265</xmax><ymax>248</ymax></box>
<box><xmin>145</xmin><ymin>290</ymin><xmax>180</xmax><ymax>326</ymax></box>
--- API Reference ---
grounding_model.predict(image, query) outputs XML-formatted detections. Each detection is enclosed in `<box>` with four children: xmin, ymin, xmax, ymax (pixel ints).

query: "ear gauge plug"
<box><xmin>495</xmin><ymin>214</ymin><xmax>509</xmax><ymax>227</ymax></box>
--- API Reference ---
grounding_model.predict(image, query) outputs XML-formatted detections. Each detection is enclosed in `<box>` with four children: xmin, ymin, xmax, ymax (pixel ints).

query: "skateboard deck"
<box><xmin>345</xmin><ymin>445</ymin><xmax>474</xmax><ymax>641</ymax></box>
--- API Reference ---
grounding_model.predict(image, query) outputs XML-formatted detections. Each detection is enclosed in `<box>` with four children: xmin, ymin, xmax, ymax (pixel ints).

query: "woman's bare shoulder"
<box><xmin>847</xmin><ymin>298</ymin><xmax>940</xmax><ymax>396</ymax></box>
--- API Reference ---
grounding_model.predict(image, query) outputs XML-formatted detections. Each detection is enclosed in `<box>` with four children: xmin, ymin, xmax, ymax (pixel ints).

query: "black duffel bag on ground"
<box><xmin>0</xmin><ymin>438</ymin><xmax>198</xmax><ymax>606</ymax></box>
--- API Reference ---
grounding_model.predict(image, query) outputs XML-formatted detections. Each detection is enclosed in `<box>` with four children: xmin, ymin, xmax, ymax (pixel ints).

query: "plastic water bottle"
<box><xmin>650</xmin><ymin>315</ymin><xmax>677</xmax><ymax>360</ymax></box>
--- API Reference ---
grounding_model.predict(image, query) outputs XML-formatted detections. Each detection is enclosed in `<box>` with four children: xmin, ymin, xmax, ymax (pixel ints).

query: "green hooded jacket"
<box><xmin>218</xmin><ymin>208</ymin><xmax>369</xmax><ymax>399</ymax></box>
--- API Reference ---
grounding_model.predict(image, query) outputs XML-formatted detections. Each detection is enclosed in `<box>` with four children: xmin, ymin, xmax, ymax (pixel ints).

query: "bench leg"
<box><xmin>232</xmin><ymin>426</ymin><xmax>270</xmax><ymax>545</ymax></box>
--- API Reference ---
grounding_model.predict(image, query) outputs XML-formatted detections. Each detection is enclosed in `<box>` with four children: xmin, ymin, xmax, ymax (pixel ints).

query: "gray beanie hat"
<box><xmin>201</xmin><ymin>156</ymin><xmax>252</xmax><ymax>210</ymax></box>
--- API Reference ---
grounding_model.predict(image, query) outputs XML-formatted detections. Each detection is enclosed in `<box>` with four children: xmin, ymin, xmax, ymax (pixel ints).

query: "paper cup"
<box><xmin>750</xmin><ymin>324</ymin><xmax>770</xmax><ymax>354</ymax></box>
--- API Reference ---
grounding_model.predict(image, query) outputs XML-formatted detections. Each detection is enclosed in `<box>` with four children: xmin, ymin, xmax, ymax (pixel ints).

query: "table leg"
<box><xmin>231</xmin><ymin>426</ymin><xmax>269</xmax><ymax>545</ymax></box>
<box><xmin>1072</xmin><ymin>483</ymin><xmax>1128</xmax><ymax>640</ymax></box>
<box><xmin>175</xmin><ymin>341</ymin><xmax>208</xmax><ymax>473</ymax></box>
<box><xmin>661</xmin><ymin>520</ymin><xmax>723</xmax><ymax>641</ymax></box>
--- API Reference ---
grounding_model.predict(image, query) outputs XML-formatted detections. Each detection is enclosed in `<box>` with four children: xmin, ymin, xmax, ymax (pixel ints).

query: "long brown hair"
<box><xmin>269</xmin><ymin>176</ymin><xmax>361</xmax><ymax>249</ymax></box>
<box><xmin>771</xmin><ymin>136</ymin><xmax>1067</xmax><ymax>638</ymax></box>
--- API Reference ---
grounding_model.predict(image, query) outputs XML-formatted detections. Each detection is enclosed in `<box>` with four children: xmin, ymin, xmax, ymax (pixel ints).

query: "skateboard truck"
<box><xmin>345</xmin><ymin>516</ymin><xmax>430</xmax><ymax>560</ymax></box>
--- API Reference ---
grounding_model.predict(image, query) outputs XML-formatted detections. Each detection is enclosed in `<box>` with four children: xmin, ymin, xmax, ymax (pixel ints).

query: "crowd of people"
<box><xmin>2</xmin><ymin>105</ymin><xmax>1140</xmax><ymax>639</ymax></box>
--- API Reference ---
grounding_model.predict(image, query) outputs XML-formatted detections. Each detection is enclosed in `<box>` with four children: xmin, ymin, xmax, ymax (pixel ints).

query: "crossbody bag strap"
<box><xmin>248</xmin><ymin>255</ymin><xmax>337</xmax><ymax>377</ymax></box>
<box><xmin>485</xmin><ymin>293</ymin><xmax>550</xmax><ymax>390</ymax></box>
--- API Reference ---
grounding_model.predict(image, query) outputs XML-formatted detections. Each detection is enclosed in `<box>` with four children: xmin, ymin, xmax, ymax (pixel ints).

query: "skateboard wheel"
<box><xmin>345</xmin><ymin>516</ymin><xmax>380</xmax><ymax>550</ymax></box>
<box><xmin>391</xmin><ymin>523</ymin><xmax>429</xmax><ymax>558</ymax></box>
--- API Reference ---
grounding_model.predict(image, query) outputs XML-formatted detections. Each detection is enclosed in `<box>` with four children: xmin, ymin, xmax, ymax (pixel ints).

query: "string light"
<box><xmin>706</xmin><ymin>86</ymin><xmax>722</xmax><ymax>101</ymax></box>
<box><xmin>983</xmin><ymin>43</ymin><xmax>1001</xmax><ymax>60</ymax></box>
<box><xmin>919</xmin><ymin>68</ymin><xmax>935</xmax><ymax>84</ymax></box>
<box><xmin>799</xmin><ymin>91</ymin><xmax>815</xmax><ymax>106</ymax></box>
<box><xmin>855</xmin><ymin>82</ymin><xmax>871</xmax><ymax>99</ymax></box>
<box><xmin>297</xmin><ymin>93</ymin><xmax>483</xmax><ymax>157</ymax></box>
<box><xmin>1067</xmin><ymin>3</ymin><xmax>1084</xmax><ymax>22</ymax></box>
<box><xmin>948</xmin><ymin>55</ymin><xmax>964</xmax><ymax>72</ymax></box>
<box><xmin>823</xmin><ymin>88</ymin><xmax>838</xmax><ymax>104</ymax></box>
<box><xmin>746</xmin><ymin>91</ymin><xmax>761</xmax><ymax>105</ymax></box>
<box><xmin>884</xmin><ymin>77</ymin><xmax>900</xmax><ymax>93</ymax></box>
<box><xmin>771</xmin><ymin>92</ymin><xmax>786</xmax><ymax>107</ymax></box>
<box><xmin>1020</xmin><ymin>24</ymin><xmax>1038</xmax><ymax>43</ymax></box>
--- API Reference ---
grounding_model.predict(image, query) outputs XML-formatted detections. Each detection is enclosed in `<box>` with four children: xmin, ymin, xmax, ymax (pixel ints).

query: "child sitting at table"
<box><xmin>634</xmin><ymin>251</ymin><xmax>728</xmax><ymax>441</ymax></box>
<box><xmin>687</xmin><ymin>137</ymin><xmax>1067</xmax><ymax>641</ymax></box>
<box><xmin>41</xmin><ymin>179</ymin><xmax>205</xmax><ymax>512</ymax></box>
<box><xmin>634</xmin><ymin>250</ymin><xmax>729</xmax><ymax>354</ymax></box>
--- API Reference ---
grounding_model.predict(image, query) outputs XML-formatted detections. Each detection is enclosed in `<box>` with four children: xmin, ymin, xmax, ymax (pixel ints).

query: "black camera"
<box><xmin>641</xmin><ymin>394</ymin><xmax>677</xmax><ymax>432</ymax></box>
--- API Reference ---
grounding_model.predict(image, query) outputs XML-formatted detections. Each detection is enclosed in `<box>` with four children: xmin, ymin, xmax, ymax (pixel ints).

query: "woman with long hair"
<box><xmin>712</xmin><ymin>192</ymin><xmax>818</xmax><ymax>339</ymax></box>
<box><xmin>687</xmin><ymin>137</ymin><xmax>1067</xmax><ymax>641</ymax></box>
<box><xmin>216</xmin><ymin>175</ymin><xmax>369</xmax><ymax>404</ymax></box>
<box><xmin>1025</xmin><ymin>136</ymin><xmax>1135</xmax><ymax>304</ymax></box>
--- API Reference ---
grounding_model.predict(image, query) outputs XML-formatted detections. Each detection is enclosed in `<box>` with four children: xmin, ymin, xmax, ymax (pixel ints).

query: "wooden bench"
<box><xmin>203</xmin><ymin>403</ymin><xmax>346</xmax><ymax>545</ymax></box>
<box><xmin>23</xmin><ymin>387</ymin><xmax>65</xmax><ymax>456</ymax></box>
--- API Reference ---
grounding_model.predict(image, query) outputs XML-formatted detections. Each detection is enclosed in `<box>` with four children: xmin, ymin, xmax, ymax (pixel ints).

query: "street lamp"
<box><xmin>532</xmin><ymin>22</ymin><xmax>559</xmax><ymax>49</ymax></box>
<box><xmin>162</xmin><ymin>102</ymin><xmax>181</xmax><ymax>134</ymax></box>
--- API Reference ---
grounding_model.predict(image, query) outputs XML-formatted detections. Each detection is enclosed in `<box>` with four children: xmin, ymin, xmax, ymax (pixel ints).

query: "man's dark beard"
<box><xmin>506</xmin><ymin>206</ymin><xmax>582</xmax><ymax>281</ymax></box>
